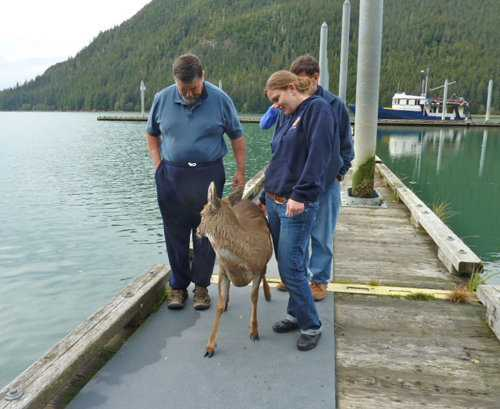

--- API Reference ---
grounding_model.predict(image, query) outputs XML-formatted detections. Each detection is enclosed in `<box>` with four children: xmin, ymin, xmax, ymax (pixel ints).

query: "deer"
<box><xmin>197</xmin><ymin>181</ymin><xmax>273</xmax><ymax>357</ymax></box>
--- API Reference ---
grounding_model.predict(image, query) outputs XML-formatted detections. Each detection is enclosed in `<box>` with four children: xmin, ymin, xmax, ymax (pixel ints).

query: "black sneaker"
<box><xmin>272</xmin><ymin>319</ymin><xmax>299</xmax><ymax>333</ymax></box>
<box><xmin>297</xmin><ymin>333</ymin><xmax>321</xmax><ymax>351</ymax></box>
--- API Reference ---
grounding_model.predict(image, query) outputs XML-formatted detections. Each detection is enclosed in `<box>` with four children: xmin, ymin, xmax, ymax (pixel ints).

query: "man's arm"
<box><xmin>259</xmin><ymin>106</ymin><xmax>279</xmax><ymax>130</ymax></box>
<box><xmin>230</xmin><ymin>136</ymin><xmax>246</xmax><ymax>188</ymax></box>
<box><xmin>337</xmin><ymin>103</ymin><xmax>354</xmax><ymax>177</ymax></box>
<box><xmin>146</xmin><ymin>134</ymin><xmax>162</xmax><ymax>169</ymax></box>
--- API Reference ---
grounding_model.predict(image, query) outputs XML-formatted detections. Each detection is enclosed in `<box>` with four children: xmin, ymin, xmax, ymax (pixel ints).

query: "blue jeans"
<box><xmin>307</xmin><ymin>180</ymin><xmax>341</xmax><ymax>284</ymax></box>
<box><xmin>266</xmin><ymin>196</ymin><xmax>322</xmax><ymax>332</ymax></box>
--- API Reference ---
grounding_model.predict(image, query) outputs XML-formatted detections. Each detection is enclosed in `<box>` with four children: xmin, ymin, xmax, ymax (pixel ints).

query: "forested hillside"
<box><xmin>0</xmin><ymin>0</ymin><xmax>498</xmax><ymax>113</ymax></box>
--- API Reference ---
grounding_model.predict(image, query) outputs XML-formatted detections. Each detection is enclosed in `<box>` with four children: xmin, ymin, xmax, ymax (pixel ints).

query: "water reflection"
<box><xmin>377</xmin><ymin>126</ymin><xmax>500</xmax><ymax>283</ymax></box>
<box><xmin>479</xmin><ymin>129</ymin><xmax>488</xmax><ymax>177</ymax></box>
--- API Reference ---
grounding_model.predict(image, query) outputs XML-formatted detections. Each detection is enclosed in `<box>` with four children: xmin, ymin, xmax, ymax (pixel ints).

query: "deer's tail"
<box><xmin>262</xmin><ymin>276</ymin><xmax>271</xmax><ymax>301</ymax></box>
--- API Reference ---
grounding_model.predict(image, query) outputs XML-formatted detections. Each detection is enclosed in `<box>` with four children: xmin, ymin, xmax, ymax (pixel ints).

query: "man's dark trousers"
<box><xmin>155</xmin><ymin>159</ymin><xmax>225</xmax><ymax>290</ymax></box>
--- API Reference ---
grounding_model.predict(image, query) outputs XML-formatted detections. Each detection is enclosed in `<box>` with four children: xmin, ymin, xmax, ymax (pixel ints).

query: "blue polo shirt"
<box><xmin>264</xmin><ymin>95</ymin><xmax>338</xmax><ymax>203</ymax></box>
<box><xmin>146</xmin><ymin>81</ymin><xmax>243</xmax><ymax>162</ymax></box>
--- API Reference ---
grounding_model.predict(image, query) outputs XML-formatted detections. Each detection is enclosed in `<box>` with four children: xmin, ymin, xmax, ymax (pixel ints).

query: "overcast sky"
<box><xmin>0</xmin><ymin>0</ymin><xmax>151</xmax><ymax>90</ymax></box>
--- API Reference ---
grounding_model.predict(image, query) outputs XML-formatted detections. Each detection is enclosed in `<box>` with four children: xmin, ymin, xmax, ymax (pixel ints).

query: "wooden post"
<box><xmin>441</xmin><ymin>79</ymin><xmax>448</xmax><ymax>120</ymax></box>
<box><xmin>319</xmin><ymin>22</ymin><xmax>329</xmax><ymax>91</ymax></box>
<box><xmin>140</xmin><ymin>81</ymin><xmax>146</xmax><ymax>117</ymax></box>
<box><xmin>338</xmin><ymin>0</ymin><xmax>351</xmax><ymax>102</ymax></box>
<box><xmin>351</xmin><ymin>0</ymin><xmax>384</xmax><ymax>198</ymax></box>
<box><xmin>485</xmin><ymin>79</ymin><xmax>493</xmax><ymax>122</ymax></box>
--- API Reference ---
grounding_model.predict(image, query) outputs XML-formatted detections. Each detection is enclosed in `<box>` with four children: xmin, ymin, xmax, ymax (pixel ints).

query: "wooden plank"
<box><xmin>211</xmin><ymin>275</ymin><xmax>458</xmax><ymax>300</ymax></box>
<box><xmin>477</xmin><ymin>285</ymin><xmax>500</xmax><ymax>340</ymax></box>
<box><xmin>336</xmin><ymin>294</ymin><xmax>500</xmax><ymax>409</ymax></box>
<box><xmin>376</xmin><ymin>161</ymin><xmax>483</xmax><ymax>274</ymax></box>
<box><xmin>242</xmin><ymin>166</ymin><xmax>266</xmax><ymax>200</ymax></box>
<box><xmin>0</xmin><ymin>265</ymin><xmax>169</xmax><ymax>409</ymax></box>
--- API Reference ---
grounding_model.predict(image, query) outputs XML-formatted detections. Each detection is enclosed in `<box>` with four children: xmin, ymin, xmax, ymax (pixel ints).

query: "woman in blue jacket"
<box><xmin>261</xmin><ymin>70</ymin><xmax>338</xmax><ymax>351</ymax></box>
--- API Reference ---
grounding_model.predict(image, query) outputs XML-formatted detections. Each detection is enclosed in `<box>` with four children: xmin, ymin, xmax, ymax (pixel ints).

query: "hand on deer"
<box><xmin>286</xmin><ymin>198</ymin><xmax>304</xmax><ymax>217</ymax></box>
<box><xmin>232</xmin><ymin>170</ymin><xmax>245</xmax><ymax>189</ymax></box>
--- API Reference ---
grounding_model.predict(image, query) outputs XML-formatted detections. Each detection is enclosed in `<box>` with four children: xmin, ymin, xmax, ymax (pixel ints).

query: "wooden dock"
<box><xmin>97</xmin><ymin>113</ymin><xmax>500</xmax><ymax>127</ymax></box>
<box><xmin>0</xmin><ymin>162</ymin><xmax>499</xmax><ymax>408</ymax></box>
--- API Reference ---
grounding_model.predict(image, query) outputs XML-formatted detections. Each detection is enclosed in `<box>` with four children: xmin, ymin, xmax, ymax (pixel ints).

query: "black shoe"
<box><xmin>272</xmin><ymin>319</ymin><xmax>299</xmax><ymax>333</ymax></box>
<box><xmin>297</xmin><ymin>333</ymin><xmax>321</xmax><ymax>351</ymax></box>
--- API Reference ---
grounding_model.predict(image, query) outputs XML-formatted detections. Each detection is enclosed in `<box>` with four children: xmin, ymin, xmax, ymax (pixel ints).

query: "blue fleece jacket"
<box><xmin>263</xmin><ymin>95</ymin><xmax>340</xmax><ymax>203</ymax></box>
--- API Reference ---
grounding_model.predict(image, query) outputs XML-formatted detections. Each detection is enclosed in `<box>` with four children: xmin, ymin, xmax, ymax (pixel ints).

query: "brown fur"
<box><xmin>198</xmin><ymin>182</ymin><xmax>273</xmax><ymax>357</ymax></box>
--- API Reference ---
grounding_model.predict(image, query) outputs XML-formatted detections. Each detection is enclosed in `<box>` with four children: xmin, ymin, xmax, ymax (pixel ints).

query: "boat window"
<box><xmin>408</xmin><ymin>100</ymin><xmax>415</xmax><ymax>105</ymax></box>
<box><xmin>399</xmin><ymin>99</ymin><xmax>407</xmax><ymax>105</ymax></box>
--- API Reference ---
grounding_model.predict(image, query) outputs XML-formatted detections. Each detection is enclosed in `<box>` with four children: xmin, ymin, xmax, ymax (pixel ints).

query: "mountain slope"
<box><xmin>0</xmin><ymin>0</ymin><xmax>498</xmax><ymax>113</ymax></box>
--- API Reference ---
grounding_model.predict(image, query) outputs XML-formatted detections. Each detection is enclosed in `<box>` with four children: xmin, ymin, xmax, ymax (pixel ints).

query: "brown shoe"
<box><xmin>193</xmin><ymin>286</ymin><xmax>211</xmax><ymax>310</ymax></box>
<box><xmin>168</xmin><ymin>288</ymin><xmax>188</xmax><ymax>310</ymax></box>
<box><xmin>276</xmin><ymin>281</ymin><xmax>288</xmax><ymax>292</ymax></box>
<box><xmin>310</xmin><ymin>282</ymin><xmax>328</xmax><ymax>301</ymax></box>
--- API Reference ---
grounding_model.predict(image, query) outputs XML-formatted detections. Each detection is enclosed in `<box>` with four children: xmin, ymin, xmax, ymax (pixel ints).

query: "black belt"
<box><xmin>163</xmin><ymin>158</ymin><xmax>223</xmax><ymax>168</ymax></box>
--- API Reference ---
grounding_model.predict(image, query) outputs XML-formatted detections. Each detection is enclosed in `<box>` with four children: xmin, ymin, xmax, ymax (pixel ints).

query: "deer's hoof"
<box><xmin>204</xmin><ymin>348</ymin><xmax>215</xmax><ymax>358</ymax></box>
<box><xmin>250</xmin><ymin>334</ymin><xmax>260</xmax><ymax>342</ymax></box>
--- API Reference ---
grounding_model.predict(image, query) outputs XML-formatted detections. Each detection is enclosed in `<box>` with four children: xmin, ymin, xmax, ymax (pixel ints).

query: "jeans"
<box><xmin>266</xmin><ymin>196</ymin><xmax>322</xmax><ymax>333</ymax></box>
<box><xmin>307</xmin><ymin>180</ymin><xmax>341</xmax><ymax>284</ymax></box>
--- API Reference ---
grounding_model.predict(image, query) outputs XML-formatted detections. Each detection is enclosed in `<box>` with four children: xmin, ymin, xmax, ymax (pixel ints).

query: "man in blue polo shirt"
<box><xmin>146</xmin><ymin>54</ymin><xmax>246</xmax><ymax>310</ymax></box>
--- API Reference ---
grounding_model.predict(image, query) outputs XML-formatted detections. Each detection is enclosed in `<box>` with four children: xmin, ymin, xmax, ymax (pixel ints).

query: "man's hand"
<box><xmin>286</xmin><ymin>198</ymin><xmax>305</xmax><ymax>217</ymax></box>
<box><xmin>232</xmin><ymin>170</ymin><xmax>246</xmax><ymax>189</ymax></box>
<box><xmin>147</xmin><ymin>134</ymin><xmax>162</xmax><ymax>172</ymax></box>
<box><xmin>230</xmin><ymin>136</ymin><xmax>246</xmax><ymax>189</ymax></box>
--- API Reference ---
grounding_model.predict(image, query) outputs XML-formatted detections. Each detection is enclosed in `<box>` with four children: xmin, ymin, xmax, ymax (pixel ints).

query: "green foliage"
<box><xmin>432</xmin><ymin>202</ymin><xmax>453</xmax><ymax>222</ymax></box>
<box><xmin>404</xmin><ymin>292</ymin><xmax>436</xmax><ymax>301</ymax></box>
<box><xmin>351</xmin><ymin>156</ymin><xmax>376</xmax><ymax>197</ymax></box>
<box><xmin>466</xmin><ymin>268</ymin><xmax>498</xmax><ymax>293</ymax></box>
<box><xmin>0</xmin><ymin>0</ymin><xmax>499</xmax><ymax>113</ymax></box>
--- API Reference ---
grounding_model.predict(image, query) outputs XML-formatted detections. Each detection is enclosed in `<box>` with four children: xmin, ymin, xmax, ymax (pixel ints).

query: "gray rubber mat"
<box><xmin>69</xmin><ymin>285</ymin><xmax>336</xmax><ymax>408</ymax></box>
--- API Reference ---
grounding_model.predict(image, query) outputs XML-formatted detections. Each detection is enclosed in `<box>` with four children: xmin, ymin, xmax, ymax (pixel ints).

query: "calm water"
<box><xmin>376</xmin><ymin>127</ymin><xmax>500</xmax><ymax>279</ymax></box>
<box><xmin>0</xmin><ymin>112</ymin><xmax>498</xmax><ymax>388</ymax></box>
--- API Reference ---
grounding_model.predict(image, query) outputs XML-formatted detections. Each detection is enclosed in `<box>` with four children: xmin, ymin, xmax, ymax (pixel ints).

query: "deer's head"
<box><xmin>197</xmin><ymin>182</ymin><xmax>243</xmax><ymax>239</ymax></box>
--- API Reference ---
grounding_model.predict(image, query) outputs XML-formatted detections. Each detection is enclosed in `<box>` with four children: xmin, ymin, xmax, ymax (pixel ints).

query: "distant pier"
<box><xmin>97</xmin><ymin>113</ymin><xmax>500</xmax><ymax>127</ymax></box>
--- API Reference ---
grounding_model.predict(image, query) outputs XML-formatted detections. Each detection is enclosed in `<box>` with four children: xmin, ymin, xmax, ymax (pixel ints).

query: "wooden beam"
<box><xmin>242</xmin><ymin>166</ymin><xmax>266</xmax><ymax>200</ymax></box>
<box><xmin>376</xmin><ymin>160</ymin><xmax>483</xmax><ymax>274</ymax></box>
<box><xmin>0</xmin><ymin>265</ymin><xmax>169</xmax><ymax>409</ymax></box>
<box><xmin>210</xmin><ymin>275</ymin><xmax>468</xmax><ymax>301</ymax></box>
<box><xmin>477</xmin><ymin>285</ymin><xmax>500</xmax><ymax>339</ymax></box>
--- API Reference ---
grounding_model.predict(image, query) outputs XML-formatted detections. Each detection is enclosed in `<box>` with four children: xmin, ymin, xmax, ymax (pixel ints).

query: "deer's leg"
<box><xmin>249</xmin><ymin>276</ymin><xmax>261</xmax><ymax>341</ymax></box>
<box><xmin>224</xmin><ymin>280</ymin><xmax>230</xmax><ymax>311</ymax></box>
<box><xmin>262</xmin><ymin>274</ymin><xmax>271</xmax><ymax>302</ymax></box>
<box><xmin>205</xmin><ymin>273</ymin><xmax>230</xmax><ymax>357</ymax></box>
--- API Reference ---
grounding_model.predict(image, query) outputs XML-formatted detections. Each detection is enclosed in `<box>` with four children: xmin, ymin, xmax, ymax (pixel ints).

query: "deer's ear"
<box><xmin>227</xmin><ymin>186</ymin><xmax>244</xmax><ymax>206</ymax></box>
<box><xmin>207</xmin><ymin>181</ymin><xmax>221</xmax><ymax>208</ymax></box>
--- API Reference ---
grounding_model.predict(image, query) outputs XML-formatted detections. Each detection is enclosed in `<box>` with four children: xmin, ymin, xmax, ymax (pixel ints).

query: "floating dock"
<box><xmin>97</xmin><ymin>113</ymin><xmax>500</xmax><ymax>127</ymax></box>
<box><xmin>0</xmin><ymin>163</ymin><xmax>499</xmax><ymax>409</ymax></box>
